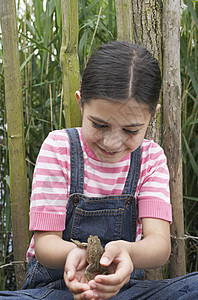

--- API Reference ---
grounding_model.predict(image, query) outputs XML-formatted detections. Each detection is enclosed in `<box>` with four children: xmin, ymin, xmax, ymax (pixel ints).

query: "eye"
<box><xmin>92</xmin><ymin>121</ymin><xmax>108</xmax><ymax>129</ymax></box>
<box><xmin>123</xmin><ymin>128</ymin><xmax>139</xmax><ymax>135</ymax></box>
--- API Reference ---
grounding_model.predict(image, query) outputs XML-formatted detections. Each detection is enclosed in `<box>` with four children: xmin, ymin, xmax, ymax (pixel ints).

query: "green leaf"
<box><xmin>181</xmin><ymin>38</ymin><xmax>198</xmax><ymax>96</ymax></box>
<box><xmin>20</xmin><ymin>51</ymin><xmax>35</xmax><ymax>71</ymax></box>
<box><xmin>187</xmin><ymin>119</ymin><xmax>198</xmax><ymax>126</ymax></box>
<box><xmin>33</xmin><ymin>0</ymin><xmax>43</xmax><ymax>39</ymax></box>
<box><xmin>55</xmin><ymin>0</ymin><xmax>62</xmax><ymax>29</ymax></box>
<box><xmin>184</xmin><ymin>196</ymin><xmax>198</xmax><ymax>202</ymax></box>
<box><xmin>186</xmin><ymin>91</ymin><xmax>198</xmax><ymax>105</ymax></box>
<box><xmin>182</xmin><ymin>133</ymin><xmax>198</xmax><ymax>176</ymax></box>
<box><xmin>19</xmin><ymin>32</ymin><xmax>54</xmax><ymax>55</ymax></box>
<box><xmin>49</xmin><ymin>0</ymin><xmax>56</xmax><ymax>17</ymax></box>
<box><xmin>186</xmin><ymin>0</ymin><xmax>198</xmax><ymax>28</ymax></box>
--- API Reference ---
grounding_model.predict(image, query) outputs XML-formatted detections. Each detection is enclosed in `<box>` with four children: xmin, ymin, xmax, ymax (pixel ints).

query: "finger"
<box><xmin>64</xmin><ymin>272</ymin><xmax>90</xmax><ymax>294</ymax></box>
<box><xmin>73</xmin><ymin>292</ymin><xmax>95</xmax><ymax>300</ymax></box>
<box><xmin>95</xmin><ymin>266</ymin><xmax>131</xmax><ymax>286</ymax></box>
<box><xmin>89</xmin><ymin>277</ymin><xmax>126</xmax><ymax>300</ymax></box>
<box><xmin>89</xmin><ymin>279</ymin><xmax>117</xmax><ymax>293</ymax></box>
<box><xmin>72</xmin><ymin>290</ymin><xmax>94</xmax><ymax>300</ymax></box>
<box><xmin>89</xmin><ymin>281</ymin><xmax>119</xmax><ymax>300</ymax></box>
<box><xmin>64</xmin><ymin>265</ymin><xmax>76</xmax><ymax>282</ymax></box>
<box><xmin>71</xmin><ymin>283</ymin><xmax>95</xmax><ymax>300</ymax></box>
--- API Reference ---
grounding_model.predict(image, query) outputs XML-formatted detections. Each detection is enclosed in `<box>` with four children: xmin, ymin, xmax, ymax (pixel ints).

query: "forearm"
<box><xmin>128</xmin><ymin>233</ymin><xmax>171</xmax><ymax>269</ymax></box>
<box><xmin>128</xmin><ymin>218</ymin><xmax>171</xmax><ymax>269</ymax></box>
<box><xmin>109</xmin><ymin>218</ymin><xmax>171</xmax><ymax>270</ymax></box>
<box><xmin>34</xmin><ymin>231</ymin><xmax>76</xmax><ymax>269</ymax></box>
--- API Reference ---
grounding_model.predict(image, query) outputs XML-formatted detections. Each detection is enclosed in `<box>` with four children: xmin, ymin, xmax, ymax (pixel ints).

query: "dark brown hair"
<box><xmin>81</xmin><ymin>41</ymin><xmax>161</xmax><ymax>114</ymax></box>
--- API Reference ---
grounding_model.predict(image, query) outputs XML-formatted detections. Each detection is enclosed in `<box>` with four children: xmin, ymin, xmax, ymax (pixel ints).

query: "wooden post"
<box><xmin>0</xmin><ymin>0</ymin><xmax>30</xmax><ymax>288</ymax></box>
<box><xmin>60</xmin><ymin>0</ymin><xmax>81</xmax><ymax>128</ymax></box>
<box><xmin>115</xmin><ymin>0</ymin><xmax>163</xmax><ymax>279</ymax></box>
<box><xmin>163</xmin><ymin>0</ymin><xmax>186</xmax><ymax>277</ymax></box>
<box><xmin>115</xmin><ymin>0</ymin><xmax>163</xmax><ymax>144</ymax></box>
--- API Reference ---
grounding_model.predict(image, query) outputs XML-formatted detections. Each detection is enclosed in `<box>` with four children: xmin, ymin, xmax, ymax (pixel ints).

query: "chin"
<box><xmin>96</xmin><ymin>150</ymin><xmax>129</xmax><ymax>163</ymax></box>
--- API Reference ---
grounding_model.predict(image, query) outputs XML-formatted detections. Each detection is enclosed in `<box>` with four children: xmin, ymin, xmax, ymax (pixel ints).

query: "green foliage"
<box><xmin>181</xmin><ymin>0</ymin><xmax>198</xmax><ymax>273</ymax></box>
<box><xmin>78</xmin><ymin>0</ymin><xmax>117</xmax><ymax>71</ymax></box>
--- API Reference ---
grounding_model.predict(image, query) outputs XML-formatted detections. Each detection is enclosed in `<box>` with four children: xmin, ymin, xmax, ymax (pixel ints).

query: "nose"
<box><xmin>103</xmin><ymin>129</ymin><xmax>125</xmax><ymax>151</ymax></box>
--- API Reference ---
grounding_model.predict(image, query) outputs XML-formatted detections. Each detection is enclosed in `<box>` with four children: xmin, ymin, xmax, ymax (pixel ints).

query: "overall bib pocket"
<box><xmin>64</xmin><ymin>193</ymin><xmax>136</xmax><ymax>245</ymax></box>
<box><xmin>70</xmin><ymin>206</ymin><xmax>124</xmax><ymax>244</ymax></box>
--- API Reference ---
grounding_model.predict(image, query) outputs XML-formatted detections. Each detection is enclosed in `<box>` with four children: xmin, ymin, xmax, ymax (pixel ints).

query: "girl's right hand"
<box><xmin>87</xmin><ymin>240</ymin><xmax>134</xmax><ymax>299</ymax></box>
<box><xmin>64</xmin><ymin>247</ymin><xmax>95</xmax><ymax>299</ymax></box>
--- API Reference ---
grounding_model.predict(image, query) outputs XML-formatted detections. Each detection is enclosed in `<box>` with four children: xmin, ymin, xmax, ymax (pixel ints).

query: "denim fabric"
<box><xmin>0</xmin><ymin>257</ymin><xmax>72</xmax><ymax>299</ymax></box>
<box><xmin>63</xmin><ymin>128</ymin><xmax>140</xmax><ymax>247</ymax></box>
<box><xmin>0</xmin><ymin>128</ymin><xmax>197</xmax><ymax>299</ymax></box>
<box><xmin>1</xmin><ymin>272</ymin><xmax>198</xmax><ymax>299</ymax></box>
<box><xmin>66</xmin><ymin>128</ymin><xmax>84</xmax><ymax>195</ymax></box>
<box><xmin>112</xmin><ymin>272</ymin><xmax>198</xmax><ymax>300</ymax></box>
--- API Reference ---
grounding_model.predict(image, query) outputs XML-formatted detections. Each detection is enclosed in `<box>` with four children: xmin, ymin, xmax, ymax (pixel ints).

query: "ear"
<box><xmin>75</xmin><ymin>91</ymin><xmax>82</xmax><ymax>108</ymax></box>
<box><xmin>155</xmin><ymin>103</ymin><xmax>161</xmax><ymax>112</ymax></box>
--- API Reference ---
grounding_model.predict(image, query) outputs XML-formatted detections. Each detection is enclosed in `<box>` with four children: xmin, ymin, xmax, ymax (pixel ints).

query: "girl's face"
<box><xmin>78</xmin><ymin>96</ymin><xmax>152</xmax><ymax>163</ymax></box>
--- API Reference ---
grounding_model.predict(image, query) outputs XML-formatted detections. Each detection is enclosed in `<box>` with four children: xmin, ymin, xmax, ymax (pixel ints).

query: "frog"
<box><xmin>71</xmin><ymin>235</ymin><xmax>109</xmax><ymax>281</ymax></box>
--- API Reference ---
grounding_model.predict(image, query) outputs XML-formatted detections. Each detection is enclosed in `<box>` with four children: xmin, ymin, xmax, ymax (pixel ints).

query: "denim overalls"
<box><xmin>19</xmin><ymin>127</ymin><xmax>141</xmax><ymax>298</ymax></box>
<box><xmin>63</xmin><ymin>128</ymin><xmax>141</xmax><ymax>248</ymax></box>
<box><xmin>0</xmin><ymin>128</ymin><xmax>198</xmax><ymax>299</ymax></box>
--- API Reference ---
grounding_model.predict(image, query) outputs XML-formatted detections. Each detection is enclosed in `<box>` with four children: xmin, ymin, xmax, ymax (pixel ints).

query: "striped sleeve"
<box><xmin>136</xmin><ymin>140</ymin><xmax>172</xmax><ymax>223</ymax></box>
<box><xmin>29</xmin><ymin>130</ymin><xmax>70</xmax><ymax>231</ymax></box>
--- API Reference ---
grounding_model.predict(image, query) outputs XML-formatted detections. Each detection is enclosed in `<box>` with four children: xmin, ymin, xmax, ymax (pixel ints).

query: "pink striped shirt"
<box><xmin>26</xmin><ymin>128</ymin><xmax>172</xmax><ymax>261</ymax></box>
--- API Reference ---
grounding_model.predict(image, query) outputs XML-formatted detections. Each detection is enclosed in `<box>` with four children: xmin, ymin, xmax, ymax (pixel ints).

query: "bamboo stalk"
<box><xmin>60</xmin><ymin>0</ymin><xmax>81</xmax><ymax>128</ymax></box>
<box><xmin>85</xmin><ymin>6</ymin><xmax>102</xmax><ymax>67</ymax></box>
<box><xmin>49</xmin><ymin>83</ymin><xmax>53</xmax><ymax>130</ymax></box>
<box><xmin>115</xmin><ymin>0</ymin><xmax>133</xmax><ymax>42</ymax></box>
<box><xmin>59</xmin><ymin>87</ymin><xmax>63</xmax><ymax>128</ymax></box>
<box><xmin>0</xmin><ymin>0</ymin><xmax>30</xmax><ymax>288</ymax></box>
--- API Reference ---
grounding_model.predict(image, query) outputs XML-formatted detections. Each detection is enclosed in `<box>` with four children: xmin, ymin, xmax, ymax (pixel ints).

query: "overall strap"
<box><xmin>66</xmin><ymin>128</ymin><xmax>84</xmax><ymax>194</ymax></box>
<box><xmin>122</xmin><ymin>145</ymin><xmax>141</xmax><ymax>196</ymax></box>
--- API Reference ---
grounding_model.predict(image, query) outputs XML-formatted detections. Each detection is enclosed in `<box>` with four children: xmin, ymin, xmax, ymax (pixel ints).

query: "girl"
<box><xmin>1</xmin><ymin>41</ymin><xmax>198</xmax><ymax>299</ymax></box>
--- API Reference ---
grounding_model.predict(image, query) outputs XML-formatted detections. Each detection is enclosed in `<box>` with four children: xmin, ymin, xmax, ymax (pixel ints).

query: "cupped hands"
<box><xmin>64</xmin><ymin>240</ymin><xmax>134</xmax><ymax>300</ymax></box>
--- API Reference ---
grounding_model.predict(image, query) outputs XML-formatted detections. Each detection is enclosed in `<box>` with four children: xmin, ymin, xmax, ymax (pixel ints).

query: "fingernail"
<box><xmin>100</xmin><ymin>257</ymin><xmax>109</xmax><ymax>265</ymax></box>
<box><xmin>90</xmin><ymin>283</ymin><xmax>96</xmax><ymax>289</ymax></box>
<box><xmin>67</xmin><ymin>270</ymin><xmax>71</xmax><ymax>279</ymax></box>
<box><xmin>94</xmin><ymin>293</ymin><xmax>99</xmax><ymax>298</ymax></box>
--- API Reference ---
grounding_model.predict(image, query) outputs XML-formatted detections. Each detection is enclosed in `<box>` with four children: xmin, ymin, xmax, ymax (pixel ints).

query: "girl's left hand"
<box><xmin>88</xmin><ymin>240</ymin><xmax>134</xmax><ymax>299</ymax></box>
<box><xmin>64</xmin><ymin>247</ymin><xmax>94</xmax><ymax>299</ymax></box>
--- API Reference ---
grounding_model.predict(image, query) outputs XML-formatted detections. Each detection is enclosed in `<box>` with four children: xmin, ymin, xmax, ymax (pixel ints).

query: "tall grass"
<box><xmin>181</xmin><ymin>0</ymin><xmax>198</xmax><ymax>273</ymax></box>
<box><xmin>0</xmin><ymin>0</ymin><xmax>197</xmax><ymax>290</ymax></box>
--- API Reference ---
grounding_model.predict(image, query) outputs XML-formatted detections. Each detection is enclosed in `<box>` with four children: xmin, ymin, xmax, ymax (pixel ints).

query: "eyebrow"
<box><xmin>89</xmin><ymin>115</ymin><xmax>145</xmax><ymax>127</ymax></box>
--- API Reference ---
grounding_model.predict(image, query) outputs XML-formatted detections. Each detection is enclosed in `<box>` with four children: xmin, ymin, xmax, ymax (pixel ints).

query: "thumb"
<box><xmin>64</xmin><ymin>248</ymin><xmax>81</xmax><ymax>281</ymax></box>
<box><xmin>65</xmin><ymin>262</ymin><xmax>76</xmax><ymax>281</ymax></box>
<box><xmin>100</xmin><ymin>243</ymin><xmax>118</xmax><ymax>266</ymax></box>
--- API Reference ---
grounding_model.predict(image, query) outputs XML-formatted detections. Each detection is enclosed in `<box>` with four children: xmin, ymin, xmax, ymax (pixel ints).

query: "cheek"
<box><xmin>125</xmin><ymin>134</ymin><xmax>144</xmax><ymax>151</ymax></box>
<box><xmin>82</xmin><ymin>126</ymin><xmax>102</xmax><ymax>145</ymax></box>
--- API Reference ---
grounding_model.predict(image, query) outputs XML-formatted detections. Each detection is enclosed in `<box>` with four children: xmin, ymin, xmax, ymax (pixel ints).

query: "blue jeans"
<box><xmin>113</xmin><ymin>272</ymin><xmax>198</xmax><ymax>299</ymax></box>
<box><xmin>0</xmin><ymin>258</ymin><xmax>72</xmax><ymax>299</ymax></box>
<box><xmin>0</xmin><ymin>265</ymin><xmax>198</xmax><ymax>299</ymax></box>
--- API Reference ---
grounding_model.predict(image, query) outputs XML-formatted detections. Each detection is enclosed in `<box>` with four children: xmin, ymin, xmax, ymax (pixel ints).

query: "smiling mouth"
<box><xmin>97</xmin><ymin>145</ymin><xmax>122</xmax><ymax>156</ymax></box>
